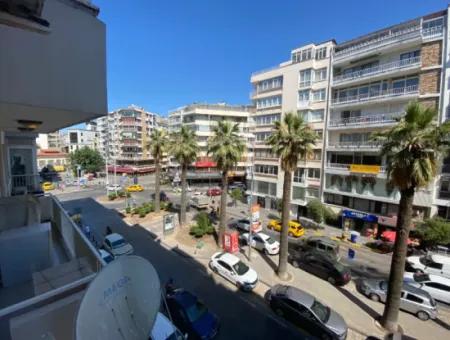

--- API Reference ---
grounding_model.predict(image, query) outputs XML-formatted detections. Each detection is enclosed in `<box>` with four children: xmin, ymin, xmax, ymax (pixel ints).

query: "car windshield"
<box><xmin>233</xmin><ymin>261</ymin><xmax>250</xmax><ymax>276</ymax></box>
<box><xmin>310</xmin><ymin>299</ymin><xmax>330</xmax><ymax>323</ymax></box>
<box><xmin>111</xmin><ymin>239</ymin><xmax>125</xmax><ymax>248</ymax></box>
<box><xmin>266</xmin><ymin>236</ymin><xmax>276</xmax><ymax>245</ymax></box>
<box><xmin>104</xmin><ymin>254</ymin><xmax>114</xmax><ymax>263</ymax></box>
<box><xmin>413</xmin><ymin>272</ymin><xmax>430</xmax><ymax>283</ymax></box>
<box><xmin>419</xmin><ymin>255</ymin><xmax>433</xmax><ymax>266</ymax></box>
<box><xmin>185</xmin><ymin>300</ymin><xmax>208</xmax><ymax>323</ymax></box>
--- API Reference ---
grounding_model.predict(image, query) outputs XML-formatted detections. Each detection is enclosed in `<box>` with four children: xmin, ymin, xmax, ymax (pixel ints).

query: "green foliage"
<box><xmin>230</xmin><ymin>188</ymin><xmax>243</xmax><ymax>206</ymax></box>
<box><xmin>148</xmin><ymin>129</ymin><xmax>169</xmax><ymax>159</ymax></box>
<box><xmin>126</xmin><ymin>192</ymin><xmax>131</xmax><ymax>198</ymax></box>
<box><xmin>117</xmin><ymin>191</ymin><xmax>126</xmax><ymax>198</ymax></box>
<box><xmin>189</xmin><ymin>212</ymin><xmax>215</xmax><ymax>238</ymax></box>
<box><xmin>276</xmin><ymin>198</ymin><xmax>283</xmax><ymax>213</ymax></box>
<box><xmin>125</xmin><ymin>206</ymin><xmax>131</xmax><ymax>214</ymax></box>
<box><xmin>108</xmin><ymin>193</ymin><xmax>117</xmax><ymax>201</ymax></box>
<box><xmin>132</xmin><ymin>207</ymin><xmax>140</xmax><ymax>215</ymax></box>
<box><xmin>141</xmin><ymin>202</ymin><xmax>154</xmax><ymax>214</ymax></box>
<box><xmin>69</xmin><ymin>146</ymin><xmax>104</xmax><ymax>174</ymax></box>
<box><xmin>306</xmin><ymin>199</ymin><xmax>324</xmax><ymax>223</ymax></box>
<box><xmin>416</xmin><ymin>217</ymin><xmax>450</xmax><ymax>247</ymax></box>
<box><xmin>323</xmin><ymin>207</ymin><xmax>339</xmax><ymax>227</ymax></box>
<box><xmin>160</xmin><ymin>201</ymin><xmax>172</xmax><ymax>211</ymax></box>
<box><xmin>138</xmin><ymin>207</ymin><xmax>146</xmax><ymax>218</ymax></box>
<box><xmin>170</xmin><ymin>126</ymin><xmax>199</xmax><ymax>167</ymax></box>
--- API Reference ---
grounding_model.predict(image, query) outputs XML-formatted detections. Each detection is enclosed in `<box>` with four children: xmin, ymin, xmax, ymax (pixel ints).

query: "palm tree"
<box><xmin>267</xmin><ymin>112</ymin><xmax>318</xmax><ymax>280</ymax></box>
<box><xmin>149</xmin><ymin>128</ymin><xmax>169</xmax><ymax>213</ymax></box>
<box><xmin>170</xmin><ymin>126</ymin><xmax>199</xmax><ymax>225</ymax></box>
<box><xmin>208</xmin><ymin>120</ymin><xmax>245</xmax><ymax>247</ymax></box>
<box><xmin>372</xmin><ymin>101</ymin><xmax>450</xmax><ymax>331</ymax></box>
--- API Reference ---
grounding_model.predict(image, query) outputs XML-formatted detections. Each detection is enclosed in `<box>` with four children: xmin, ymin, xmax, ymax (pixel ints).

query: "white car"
<box><xmin>240</xmin><ymin>232</ymin><xmax>279</xmax><ymax>255</ymax></box>
<box><xmin>231</xmin><ymin>218</ymin><xmax>262</xmax><ymax>233</ymax></box>
<box><xmin>106</xmin><ymin>184</ymin><xmax>122</xmax><ymax>191</ymax></box>
<box><xmin>209</xmin><ymin>252</ymin><xmax>258</xmax><ymax>291</ymax></box>
<box><xmin>103</xmin><ymin>233</ymin><xmax>134</xmax><ymax>257</ymax></box>
<box><xmin>406</xmin><ymin>254</ymin><xmax>450</xmax><ymax>279</ymax></box>
<box><xmin>99</xmin><ymin>249</ymin><xmax>114</xmax><ymax>264</ymax></box>
<box><xmin>404</xmin><ymin>272</ymin><xmax>450</xmax><ymax>304</ymax></box>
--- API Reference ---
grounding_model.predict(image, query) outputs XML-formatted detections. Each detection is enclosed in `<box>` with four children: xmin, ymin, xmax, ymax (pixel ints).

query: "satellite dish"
<box><xmin>76</xmin><ymin>256</ymin><xmax>161</xmax><ymax>340</ymax></box>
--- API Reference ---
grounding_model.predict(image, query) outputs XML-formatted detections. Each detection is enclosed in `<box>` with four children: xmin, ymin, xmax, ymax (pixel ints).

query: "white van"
<box><xmin>404</xmin><ymin>272</ymin><xmax>450</xmax><ymax>304</ymax></box>
<box><xmin>149</xmin><ymin>312</ymin><xmax>185</xmax><ymax>340</ymax></box>
<box><xmin>406</xmin><ymin>254</ymin><xmax>450</xmax><ymax>279</ymax></box>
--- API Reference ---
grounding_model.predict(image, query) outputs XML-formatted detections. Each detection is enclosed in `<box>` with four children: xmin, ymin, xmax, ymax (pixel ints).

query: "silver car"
<box><xmin>358</xmin><ymin>279</ymin><xmax>437</xmax><ymax>321</ymax></box>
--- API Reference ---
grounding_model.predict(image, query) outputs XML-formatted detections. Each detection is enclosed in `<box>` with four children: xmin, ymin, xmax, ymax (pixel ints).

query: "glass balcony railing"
<box><xmin>331</xmin><ymin>85</ymin><xmax>418</xmax><ymax>106</ymax></box>
<box><xmin>333</xmin><ymin>57</ymin><xmax>421</xmax><ymax>84</ymax></box>
<box><xmin>327</xmin><ymin>141</ymin><xmax>382</xmax><ymax>149</ymax></box>
<box><xmin>329</xmin><ymin>112</ymin><xmax>402</xmax><ymax>128</ymax></box>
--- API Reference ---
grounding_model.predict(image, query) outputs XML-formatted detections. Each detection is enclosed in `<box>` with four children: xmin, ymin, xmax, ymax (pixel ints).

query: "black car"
<box><xmin>266</xmin><ymin>285</ymin><xmax>348</xmax><ymax>340</ymax></box>
<box><xmin>289</xmin><ymin>251</ymin><xmax>351</xmax><ymax>286</ymax></box>
<box><xmin>166</xmin><ymin>289</ymin><xmax>219</xmax><ymax>340</ymax></box>
<box><xmin>151</xmin><ymin>191</ymin><xmax>169</xmax><ymax>202</ymax></box>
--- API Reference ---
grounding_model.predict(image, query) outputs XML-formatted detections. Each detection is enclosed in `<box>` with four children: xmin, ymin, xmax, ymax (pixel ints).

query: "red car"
<box><xmin>207</xmin><ymin>187</ymin><xmax>222</xmax><ymax>196</ymax></box>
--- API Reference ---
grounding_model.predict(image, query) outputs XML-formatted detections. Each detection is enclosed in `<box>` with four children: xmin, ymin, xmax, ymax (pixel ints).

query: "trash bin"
<box><xmin>348</xmin><ymin>248</ymin><xmax>355</xmax><ymax>259</ymax></box>
<box><xmin>350</xmin><ymin>231</ymin><xmax>360</xmax><ymax>243</ymax></box>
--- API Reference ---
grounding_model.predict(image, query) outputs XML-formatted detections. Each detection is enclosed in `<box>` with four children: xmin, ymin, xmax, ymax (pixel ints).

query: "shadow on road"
<box><xmin>433</xmin><ymin>317</ymin><xmax>450</xmax><ymax>331</ymax></box>
<box><xmin>260</xmin><ymin>250</ymin><xmax>278</xmax><ymax>272</ymax></box>
<box><xmin>337</xmin><ymin>285</ymin><xmax>381</xmax><ymax>320</ymax></box>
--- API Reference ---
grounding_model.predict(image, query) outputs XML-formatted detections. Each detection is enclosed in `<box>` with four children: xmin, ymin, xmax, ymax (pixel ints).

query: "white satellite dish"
<box><xmin>76</xmin><ymin>256</ymin><xmax>161</xmax><ymax>340</ymax></box>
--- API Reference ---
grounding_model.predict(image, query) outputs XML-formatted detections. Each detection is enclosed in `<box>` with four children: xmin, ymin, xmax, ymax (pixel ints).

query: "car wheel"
<box><xmin>292</xmin><ymin>260</ymin><xmax>299</xmax><ymax>268</ymax></box>
<box><xmin>327</xmin><ymin>277</ymin><xmax>336</xmax><ymax>285</ymax></box>
<box><xmin>417</xmin><ymin>311</ymin><xmax>430</xmax><ymax>321</ymax></box>
<box><xmin>369</xmin><ymin>293</ymin><xmax>380</xmax><ymax>302</ymax></box>
<box><xmin>275</xmin><ymin>308</ymin><xmax>284</xmax><ymax>317</ymax></box>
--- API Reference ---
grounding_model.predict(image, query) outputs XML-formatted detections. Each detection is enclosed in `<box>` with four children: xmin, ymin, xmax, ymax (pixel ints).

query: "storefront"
<box><xmin>341</xmin><ymin>209</ymin><xmax>378</xmax><ymax>237</ymax></box>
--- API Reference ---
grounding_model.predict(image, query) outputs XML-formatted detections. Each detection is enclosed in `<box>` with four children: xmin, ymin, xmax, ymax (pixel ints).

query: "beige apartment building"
<box><xmin>168</xmin><ymin>103</ymin><xmax>254</xmax><ymax>183</ymax></box>
<box><xmin>250</xmin><ymin>41</ymin><xmax>334</xmax><ymax>214</ymax></box>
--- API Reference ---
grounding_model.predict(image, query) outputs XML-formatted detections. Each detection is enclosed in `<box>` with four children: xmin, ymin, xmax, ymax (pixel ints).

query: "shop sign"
<box><xmin>349</xmin><ymin>164</ymin><xmax>380</xmax><ymax>174</ymax></box>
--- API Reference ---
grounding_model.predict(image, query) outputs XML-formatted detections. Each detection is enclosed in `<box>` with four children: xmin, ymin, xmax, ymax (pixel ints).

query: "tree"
<box><xmin>230</xmin><ymin>188</ymin><xmax>243</xmax><ymax>207</ymax></box>
<box><xmin>372</xmin><ymin>101</ymin><xmax>450</xmax><ymax>331</ymax></box>
<box><xmin>148</xmin><ymin>128</ymin><xmax>169</xmax><ymax>213</ymax></box>
<box><xmin>306</xmin><ymin>199</ymin><xmax>324</xmax><ymax>223</ymax></box>
<box><xmin>416</xmin><ymin>217</ymin><xmax>450</xmax><ymax>249</ymax></box>
<box><xmin>208</xmin><ymin>121</ymin><xmax>245</xmax><ymax>247</ymax></box>
<box><xmin>267</xmin><ymin>112</ymin><xmax>318</xmax><ymax>280</ymax></box>
<box><xmin>69</xmin><ymin>147</ymin><xmax>104</xmax><ymax>174</ymax></box>
<box><xmin>170</xmin><ymin>126</ymin><xmax>199</xmax><ymax>225</ymax></box>
<box><xmin>190</xmin><ymin>212</ymin><xmax>215</xmax><ymax>238</ymax></box>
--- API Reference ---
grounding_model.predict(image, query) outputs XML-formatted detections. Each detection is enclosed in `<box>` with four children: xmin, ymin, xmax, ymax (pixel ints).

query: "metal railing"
<box><xmin>422</xmin><ymin>25</ymin><xmax>444</xmax><ymax>39</ymax></box>
<box><xmin>10</xmin><ymin>174</ymin><xmax>41</xmax><ymax>195</ymax></box>
<box><xmin>331</xmin><ymin>85</ymin><xmax>418</xmax><ymax>106</ymax></box>
<box><xmin>333</xmin><ymin>57</ymin><xmax>421</xmax><ymax>84</ymax></box>
<box><xmin>327</xmin><ymin>141</ymin><xmax>382</xmax><ymax>149</ymax></box>
<box><xmin>329</xmin><ymin>112</ymin><xmax>402</xmax><ymax>127</ymax></box>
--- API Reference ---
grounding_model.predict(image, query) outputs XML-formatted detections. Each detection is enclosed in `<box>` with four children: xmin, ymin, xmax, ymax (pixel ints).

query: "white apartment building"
<box><xmin>36</xmin><ymin>132</ymin><xmax>64</xmax><ymax>150</ymax></box>
<box><xmin>168</xmin><ymin>103</ymin><xmax>254</xmax><ymax>183</ymax></box>
<box><xmin>324</xmin><ymin>10</ymin><xmax>450</xmax><ymax>229</ymax></box>
<box><xmin>250</xmin><ymin>41</ymin><xmax>334</xmax><ymax>213</ymax></box>
<box><xmin>63</xmin><ymin>128</ymin><xmax>98</xmax><ymax>153</ymax></box>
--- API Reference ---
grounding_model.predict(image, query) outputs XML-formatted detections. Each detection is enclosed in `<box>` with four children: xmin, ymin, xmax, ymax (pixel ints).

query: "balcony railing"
<box><xmin>251</xmin><ymin>85</ymin><xmax>283</xmax><ymax>97</ymax></box>
<box><xmin>329</xmin><ymin>112</ymin><xmax>402</xmax><ymax>128</ymax></box>
<box><xmin>333</xmin><ymin>57</ymin><xmax>421</xmax><ymax>84</ymax></box>
<box><xmin>331</xmin><ymin>85</ymin><xmax>418</xmax><ymax>106</ymax></box>
<box><xmin>9</xmin><ymin>174</ymin><xmax>42</xmax><ymax>196</ymax></box>
<box><xmin>326</xmin><ymin>163</ymin><xmax>386</xmax><ymax>172</ymax></box>
<box><xmin>327</xmin><ymin>141</ymin><xmax>382</xmax><ymax>149</ymax></box>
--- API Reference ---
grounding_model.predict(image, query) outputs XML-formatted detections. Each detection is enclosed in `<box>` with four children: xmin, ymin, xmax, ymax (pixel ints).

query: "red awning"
<box><xmin>381</xmin><ymin>231</ymin><xmax>413</xmax><ymax>245</ymax></box>
<box><xmin>194</xmin><ymin>161</ymin><xmax>216</xmax><ymax>168</ymax></box>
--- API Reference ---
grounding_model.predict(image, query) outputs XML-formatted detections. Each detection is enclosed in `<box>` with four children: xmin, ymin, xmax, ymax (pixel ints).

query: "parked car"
<box><xmin>206</xmin><ymin>187</ymin><xmax>222</xmax><ymax>196</ymax></box>
<box><xmin>126</xmin><ymin>184</ymin><xmax>144</xmax><ymax>192</ymax></box>
<box><xmin>404</xmin><ymin>272</ymin><xmax>450</xmax><ymax>304</ymax></box>
<box><xmin>190</xmin><ymin>195</ymin><xmax>209</xmax><ymax>209</ymax></box>
<box><xmin>231</xmin><ymin>218</ymin><xmax>262</xmax><ymax>233</ymax></box>
<box><xmin>406</xmin><ymin>254</ymin><xmax>450</xmax><ymax>279</ymax></box>
<box><xmin>99</xmin><ymin>249</ymin><xmax>114</xmax><ymax>264</ymax></box>
<box><xmin>296</xmin><ymin>236</ymin><xmax>340</xmax><ymax>260</ymax></box>
<box><xmin>209</xmin><ymin>252</ymin><xmax>258</xmax><ymax>291</ymax></box>
<box><xmin>267</xmin><ymin>219</ymin><xmax>305</xmax><ymax>238</ymax></box>
<box><xmin>265</xmin><ymin>285</ymin><xmax>348</xmax><ymax>340</ymax></box>
<box><xmin>240</xmin><ymin>232</ymin><xmax>279</xmax><ymax>255</ymax></box>
<box><xmin>151</xmin><ymin>191</ymin><xmax>169</xmax><ymax>202</ymax></box>
<box><xmin>357</xmin><ymin>279</ymin><xmax>437</xmax><ymax>320</ymax></box>
<box><xmin>228</xmin><ymin>182</ymin><xmax>246</xmax><ymax>191</ymax></box>
<box><xmin>288</xmin><ymin>251</ymin><xmax>351</xmax><ymax>286</ymax></box>
<box><xmin>149</xmin><ymin>312</ymin><xmax>186</xmax><ymax>340</ymax></box>
<box><xmin>42</xmin><ymin>181</ymin><xmax>55</xmax><ymax>191</ymax></box>
<box><xmin>106</xmin><ymin>184</ymin><xmax>121</xmax><ymax>191</ymax></box>
<box><xmin>103</xmin><ymin>233</ymin><xmax>134</xmax><ymax>257</ymax></box>
<box><xmin>165</xmin><ymin>289</ymin><xmax>219</xmax><ymax>340</ymax></box>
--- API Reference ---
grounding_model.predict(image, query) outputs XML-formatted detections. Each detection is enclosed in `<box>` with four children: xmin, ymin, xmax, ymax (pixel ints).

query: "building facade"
<box><xmin>63</xmin><ymin>128</ymin><xmax>98</xmax><ymax>153</ymax></box>
<box><xmin>168</xmin><ymin>103</ymin><xmax>254</xmax><ymax>183</ymax></box>
<box><xmin>250</xmin><ymin>41</ymin><xmax>334</xmax><ymax>212</ymax></box>
<box><xmin>250</xmin><ymin>9</ymin><xmax>450</xmax><ymax>225</ymax></box>
<box><xmin>36</xmin><ymin>132</ymin><xmax>64</xmax><ymax>150</ymax></box>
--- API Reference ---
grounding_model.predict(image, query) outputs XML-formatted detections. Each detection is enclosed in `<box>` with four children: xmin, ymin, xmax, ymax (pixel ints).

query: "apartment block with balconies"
<box><xmin>168</xmin><ymin>103</ymin><xmax>254</xmax><ymax>183</ymax></box>
<box><xmin>324</xmin><ymin>10</ymin><xmax>449</xmax><ymax>220</ymax></box>
<box><xmin>250</xmin><ymin>41</ymin><xmax>333</xmax><ymax>214</ymax></box>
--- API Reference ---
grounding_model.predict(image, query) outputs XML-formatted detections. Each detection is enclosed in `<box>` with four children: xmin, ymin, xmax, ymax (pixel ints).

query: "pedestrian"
<box><xmin>106</xmin><ymin>226</ymin><xmax>112</xmax><ymax>235</ymax></box>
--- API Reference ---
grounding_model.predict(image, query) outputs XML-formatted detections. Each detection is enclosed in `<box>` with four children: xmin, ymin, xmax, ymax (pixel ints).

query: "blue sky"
<box><xmin>95</xmin><ymin>0</ymin><xmax>448</xmax><ymax>116</ymax></box>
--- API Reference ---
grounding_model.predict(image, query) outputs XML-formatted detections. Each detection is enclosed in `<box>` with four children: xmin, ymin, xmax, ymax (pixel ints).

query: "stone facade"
<box><xmin>419</xmin><ymin>69</ymin><xmax>440</xmax><ymax>95</ymax></box>
<box><xmin>421</xmin><ymin>41</ymin><xmax>442</xmax><ymax>67</ymax></box>
<box><xmin>418</xmin><ymin>97</ymin><xmax>439</xmax><ymax>109</ymax></box>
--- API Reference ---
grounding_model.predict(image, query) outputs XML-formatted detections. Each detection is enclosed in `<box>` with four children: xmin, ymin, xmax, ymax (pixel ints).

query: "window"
<box><xmin>299</xmin><ymin>69</ymin><xmax>312</xmax><ymax>87</ymax></box>
<box><xmin>423</xmin><ymin>17</ymin><xmax>444</xmax><ymax>30</ymax></box>
<box><xmin>298</xmin><ymin>90</ymin><xmax>310</xmax><ymax>103</ymax></box>
<box><xmin>293</xmin><ymin>187</ymin><xmax>305</xmax><ymax>200</ymax></box>
<box><xmin>218</xmin><ymin>260</ymin><xmax>232</xmax><ymax>272</ymax></box>
<box><xmin>308</xmin><ymin>168</ymin><xmax>320</xmax><ymax>179</ymax></box>
<box><xmin>256</xmin><ymin>96</ymin><xmax>282</xmax><ymax>109</ymax></box>
<box><xmin>310</xmin><ymin>110</ymin><xmax>324</xmax><ymax>122</ymax></box>
<box><xmin>294</xmin><ymin>168</ymin><xmax>305</xmax><ymax>183</ymax></box>
<box><xmin>255</xmin><ymin>132</ymin><xmax>271</xmax><ymax>141</ymax></box>
<box><xmin>255</xmin><ymin>114</ymin><xmax>280</xmax><ymax>126</ymax></box>
<box><xmin>302</xmin><ymin>48</ymin><xmax>312</xmax><ymax>61</ymax></box>
<box><xmin>314</xmin><ymin>68</ymin><xmax>327</xmax><ymax>82</ymax></box>
<box><xmin>424</xmin><ymin>282</ymin><xmax>450</xmax><ymax>292</ymax></box>
<box><xmin>405</xmin><ymin>294</ymin><xmax>424</xmax><ymax>304</ymax></box>
<box><xmin>315</xmin><ymin>47</ymin><xmax>327</xmax><ymax>60</ymax></box>
<box><xmin>400</xmin><ymin>50</ymin><xmax>420</xmax><ymax>61</ymax></box>
<box><xmin>257</xmin><ymin>77</ymin><xmax>283</xmax><ymax>92</ymax></box>
<box><xmin>315</xmin><ymin>129</ymin><xmax>323</xmax><ymax>140</ymax></box>
<box><xmin>254</xmin><ymin>164</ymin><xmax>278</xmax><ymax>175</ymax></box>
<box><xmin>292</xmin><ymin>48</ymin><xmax>312</xmax><ymax>63</ymax></box>
<box><xmin>312</xmin><ymin>89</ymin><xmax>326</xmax><ymax>102</ymax></box>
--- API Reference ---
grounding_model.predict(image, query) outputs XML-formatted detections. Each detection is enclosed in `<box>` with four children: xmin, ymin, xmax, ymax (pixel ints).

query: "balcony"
<box><xmin>328</xmin><ymin>112</ymin><xmax>402</xmax><ymax>129</ymax></box>
<box><xmin>326</xmin><ymin>163</ymin><xmax>386</xmax><ymax>173</ymax></box>
<box><xmin>331</xmin><ymin>85</ymin><xmax>418</xmax><ymax>108</ymax></box>
<box><xmin>9</xmin><ymin>174</ymin><xmax>42</xmax><ymax>196</ymax></box>
<box><xmin>333</xmin><ymin>57</ymin><xmax>421</xmax><ymax>86</ymax></box>
<box><xmin>327</xmin><ymin>141</ymin><xmax>382</xmax><ymax>150</ymax></box>
<box><xmin>251</xmin><ymin>85</ymin><xmax>283</xmax><ymax>98</ymax></box>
